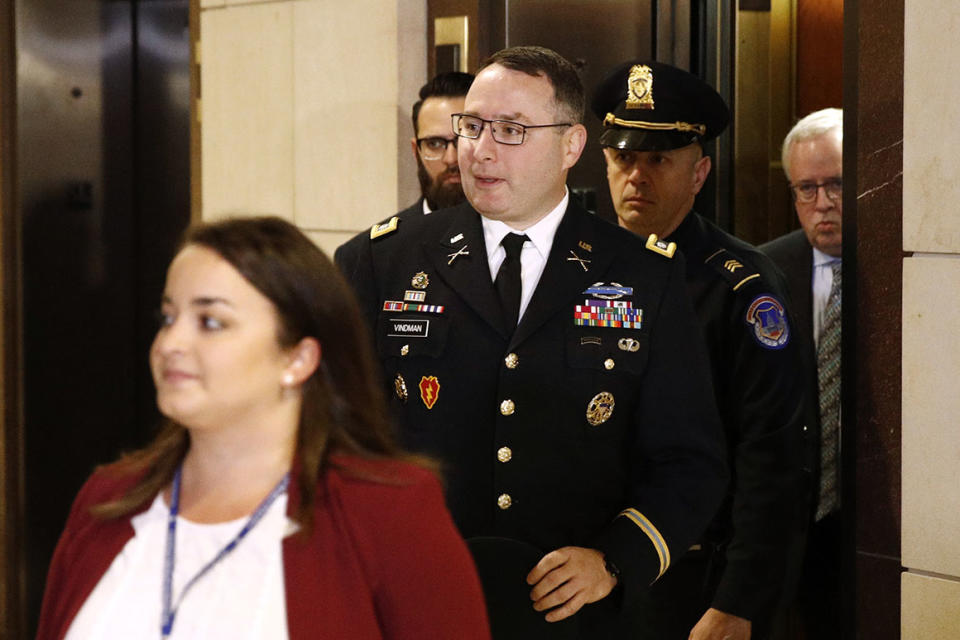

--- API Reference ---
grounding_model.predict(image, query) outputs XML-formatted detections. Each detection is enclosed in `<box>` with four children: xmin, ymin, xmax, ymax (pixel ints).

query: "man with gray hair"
<box><xmin>762</xmin><ymin>107</ymin><xmax>843</xmax><ymax>640</ymax></box>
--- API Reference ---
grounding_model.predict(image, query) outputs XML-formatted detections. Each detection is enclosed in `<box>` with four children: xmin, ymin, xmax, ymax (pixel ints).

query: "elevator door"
<box><xmin>16</xmin><ymin>0</ymin><xmax>190</xmax><ymax>631</ymax></box>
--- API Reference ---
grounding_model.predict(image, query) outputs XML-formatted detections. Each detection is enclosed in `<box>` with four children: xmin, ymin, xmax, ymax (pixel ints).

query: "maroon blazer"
<box><xmin>37</xmin><ymin>455</ymin><xmax>491</xmax><ymax>640</ymax></box>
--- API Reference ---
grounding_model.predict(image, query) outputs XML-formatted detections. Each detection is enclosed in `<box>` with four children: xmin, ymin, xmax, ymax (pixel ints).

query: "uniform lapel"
<box><xmin>422</xmin><ymin>204</ymin><xmax>510</xmax><ymax>339</ymax></box>
<box><xmin>509</xmin><ymin>203</ymin><xmax>616</xmax><ymax>350</ymax></box>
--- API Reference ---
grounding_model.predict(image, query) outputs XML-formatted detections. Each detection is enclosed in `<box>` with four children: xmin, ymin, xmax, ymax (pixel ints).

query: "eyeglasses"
<box><xmin>451</xmin><ymin>113</ymin><xmax>572</xmax><ymax>146</ymax></box>
<box><xmin>417</xmin><ymin>137</ymin><xmax>458</xmax><ymax>161</ymax></box>
<box><xmin>790</xmin><ymin>178</ymin><xmax>843</xmax><ymax>203</ymax></box>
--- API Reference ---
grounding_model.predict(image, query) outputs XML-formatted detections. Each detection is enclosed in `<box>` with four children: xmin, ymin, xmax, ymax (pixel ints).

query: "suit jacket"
<box><xmin>760</xmin><ymin>229</ymin><xmax>820</xmax><ymax>509</ymax></box>
<box><xmin>36</xmin><ymin>456</ymin><xmax>491</xmax><ymax>640</ymax></box>
<box><xmin>336</xmin><ymin>199</ymin><xmax>728</xmax><ymax>637</ymax></box>
<box><xmin>645</xmin><ymin>213</ymin><xmax>807</xmax><ymax>636</ymax></box>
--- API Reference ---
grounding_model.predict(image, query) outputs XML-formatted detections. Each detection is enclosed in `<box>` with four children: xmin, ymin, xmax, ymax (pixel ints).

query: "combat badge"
<box><xmin>411</xmin><ymin>271</ymin><xmax>430</xmax><ymax>289</ymax></box>
<box><xmin>586</xmin><ymin>392</ymin><xmax>615</xmax><ymax>426</ymax></box>
<box><xmin>394</xmin><ymin>373</ymin><xmax>408</xmax><ymax>403</ymax></box>
<box><xmin>584</xmin><ymin>282</ymin><xmax>633</xmax><ymax>299</ymax></box>
<box><xmin>745</xmin><ymin>295</ymin><xmax>790</xmax><ymax>349</ymax></box>
<box><xmin>626</xmin><ymin>64</ymin><xmax>655</xmax><ymax>110</ymax></box>
<box><xmin>419</xmin><ymin>376</ymin><xmax>440</xmax><ymax>409</ymax></box>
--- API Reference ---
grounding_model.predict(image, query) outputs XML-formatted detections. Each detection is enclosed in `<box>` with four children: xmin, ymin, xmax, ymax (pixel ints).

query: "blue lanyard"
<box><xmin>161</xmin><ymin>466</ymin><xmax>290</xmax><ymax>638</ymax></box>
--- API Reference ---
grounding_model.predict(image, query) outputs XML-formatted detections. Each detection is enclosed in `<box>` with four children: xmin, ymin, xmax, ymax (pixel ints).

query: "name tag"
<box><xmin>388</xmin><ymin>318</ymin><xmax>430</xmax><ymax>338</ymax></box>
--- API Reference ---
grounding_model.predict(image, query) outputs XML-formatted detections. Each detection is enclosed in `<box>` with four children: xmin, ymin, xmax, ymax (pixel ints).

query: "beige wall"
<box><xmin>197</xmin><ymin>0</ymin><xmax>425</xmax><ymax>257</ymax></box>
<box><xmin>901</xmin><ymin>1</ymin><xmax>960</xmax><ymax>637</ymax></box>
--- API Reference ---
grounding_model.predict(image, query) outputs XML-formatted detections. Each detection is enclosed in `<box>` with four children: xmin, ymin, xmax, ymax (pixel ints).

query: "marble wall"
<box><xmin>197</xmin><ymin>0</ymin><xmax>425</xmax><ymax>257</ymax></box>
<box><xmin>901</xmin><ymin>0</ymin><xmax>960</xmax><ymax>637</ymax></box>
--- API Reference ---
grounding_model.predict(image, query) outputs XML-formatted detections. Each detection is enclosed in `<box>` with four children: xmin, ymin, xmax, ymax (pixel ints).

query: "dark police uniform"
<box><xmin>592</xmin><ymin>61</ymin><xmax>807</xmax><ymax>639</ymax></box>
<box><xmin>638</xmin><ymin>213</ymin><xmax>807</xmax><ymax>639</ymax></box>
<box><xmin>336</xmin><ymin>198</ymin><xmax>728</xmax><ymax>637</ymax></box>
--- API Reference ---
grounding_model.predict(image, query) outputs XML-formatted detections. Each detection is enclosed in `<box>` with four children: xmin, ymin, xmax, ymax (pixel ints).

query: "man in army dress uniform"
<box><xmin>337</xmin><ymin>46</ymin><xmax>727</xmax><ymax>638</ymax></box>
<box><xmin>592</xmin><ymin>61</ymin><xmax>807</xmax><ymax>640</ymax></box>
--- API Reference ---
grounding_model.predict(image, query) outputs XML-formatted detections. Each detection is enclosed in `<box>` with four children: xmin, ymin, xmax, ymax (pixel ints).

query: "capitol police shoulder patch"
<box><xmin>745</xmin><ymin>294</ymin><xmax>790</xmax><ymax>349</ymax></box>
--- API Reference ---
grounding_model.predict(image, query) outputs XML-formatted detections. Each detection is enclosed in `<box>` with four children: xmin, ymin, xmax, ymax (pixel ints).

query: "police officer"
<box><xmin>592</xmin><ymin>61</ymin><xmax>807</xmax><ymax>640</ymax></box>
<box><xmin>337</xmin><ymin>46</ymin><xmax>727</xmax><ymax>638</ymax></box>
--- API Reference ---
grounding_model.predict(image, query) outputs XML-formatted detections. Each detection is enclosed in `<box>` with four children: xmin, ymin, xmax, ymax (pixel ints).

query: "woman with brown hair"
<box><xmin>37</xmin><ymin>216</ymin><xmax>490</xmax><ymax>639</ymax></box>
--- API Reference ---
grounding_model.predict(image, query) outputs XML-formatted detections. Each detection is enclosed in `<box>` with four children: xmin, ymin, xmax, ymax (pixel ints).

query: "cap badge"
<box><xmin>411</xmin><ymin>271</ymin><xmax>430</xmax><ymax>289</ymax></box>
<box><xmin>626</xmin><ymin>64</ymin><xmax>655</xmax><ymax>110</ymax></box>
<box><xmin>419</xmin><ymin>375</ymin><xmax>440</xmax><ymax>409</ymax></box>
<box><xmin>586</xmin><ymin>392</ymin><xmax>615</xmax><ymax>426</ymax></box>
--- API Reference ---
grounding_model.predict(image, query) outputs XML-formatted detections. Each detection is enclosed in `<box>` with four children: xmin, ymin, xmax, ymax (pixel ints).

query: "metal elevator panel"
<box><xmin>15</xmin><ymin>0</ymin><xmax>189</xmax><ymax>631</ymax></box>
<box><xmin>483</xmin><ymin>0</ymin><xmax>733</xmax><ymax>228</ymax></box>
<box><xmin>489</xmin><ymin>0</ymin><xmax>656</xmax><ymax>223</ymax></box>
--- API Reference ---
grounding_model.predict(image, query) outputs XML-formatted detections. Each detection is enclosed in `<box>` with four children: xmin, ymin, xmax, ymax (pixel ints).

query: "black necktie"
<box><xmin>494</xmin><ymin>233</ymin><xmax>529</xmax><ymax>330</ymax></box>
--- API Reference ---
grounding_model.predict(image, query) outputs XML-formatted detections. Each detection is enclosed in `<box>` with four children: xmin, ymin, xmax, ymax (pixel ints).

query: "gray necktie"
<box><xmin>816</xmin><ymin>262</ymin><xmax>842</xmax><ymax>521</ymax></box>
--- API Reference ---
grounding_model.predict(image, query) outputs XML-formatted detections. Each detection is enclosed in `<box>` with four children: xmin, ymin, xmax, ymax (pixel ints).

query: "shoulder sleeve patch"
<box><xmin>704</xmin><ymin>248</ymin><xmax>761</xmax><ymax>291</ymax></box>
<box><xmin>370</xmin><ymin>216</ymin><xmax>399</xmax><ymax>240</ymax></box>
<box><xmin>645</xmin><ymin>234</ymin><xmax>676</xmax><ymax>258</ymax></box>
<box><xmin>744</xmin><ymin>294</ymin><xmax>791</xmax><ymax>349</ymax></box>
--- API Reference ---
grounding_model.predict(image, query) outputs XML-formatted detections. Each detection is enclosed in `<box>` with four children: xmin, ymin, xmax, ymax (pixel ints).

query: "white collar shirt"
<box><xmin>481</xmin><ymin>189</ymin><xmax>569</xmax><ymax>326</ymax></box>
<box><xmin>812</xmin><ymin>247</ymin><xmax>842</xmax><ymax>348</ymax></box>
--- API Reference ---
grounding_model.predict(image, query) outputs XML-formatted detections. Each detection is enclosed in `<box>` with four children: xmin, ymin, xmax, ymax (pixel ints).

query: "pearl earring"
<box><xmin>282</xmin><ymin>373</ymin><xmax>295</xmax><ymax>386</ymax></box>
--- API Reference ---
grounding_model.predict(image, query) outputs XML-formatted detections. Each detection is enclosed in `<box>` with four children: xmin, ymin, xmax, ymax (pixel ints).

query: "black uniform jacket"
<box><xmin>336</xmin><ymin>200</ymin><xmax>727</xmax><ymax>633</ymax></box>
<box><xmin>760</xmin><ymin>229</ymin><xmax>820</xmax><ymax>509</ymax></box>
<box><xmin>335</xmin><ymin>198</ymin><xmax>425</xmax><ymax>274</ymax></box>
<box><xmin>665</xmin><ymin>214</ymin><xmax>808</xmax><ymax>629</ymax></box>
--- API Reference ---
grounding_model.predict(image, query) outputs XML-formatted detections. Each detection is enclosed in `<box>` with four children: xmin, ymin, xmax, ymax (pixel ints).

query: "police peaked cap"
<box><xmin>591</xmin><ymin>60</ymin><xmax>730</xmax><ymax>151</ymax></box>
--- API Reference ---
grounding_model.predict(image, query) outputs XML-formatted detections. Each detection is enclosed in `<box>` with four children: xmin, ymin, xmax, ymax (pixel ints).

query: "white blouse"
<box><xmin>65</xmin><ymin>491</ymin><xmax>292</xmax><ymax>640</ymax></box>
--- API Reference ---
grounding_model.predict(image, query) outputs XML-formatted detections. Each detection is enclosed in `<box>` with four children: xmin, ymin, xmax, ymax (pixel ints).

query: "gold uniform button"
<box><xmin>497</xmin><ymin>447</ymin><xmax>512</xmax><ymax>463</ymax></box>
<box><xmin>497</xmin><ymin>493</ymin><xmax>512</xmax><ymax>510</ymax></box>
<box><xmin>400</xmin><ymin>344</ymin><xmax>409</xmax><ymax>356</ymax></box>
<box><xmin>604</xmin><ymin>358</ymin><xmax>615</xmax><ymax>370</ymax></box>
<box><xmin>500</xmin><ymin>399</ymin><xmax>515</xmax><ymax>416</ymax></box>
<box><xmin>505</xmin><ymin>352</ymin><xmax>519</xmax><ymax>369</ymax></box>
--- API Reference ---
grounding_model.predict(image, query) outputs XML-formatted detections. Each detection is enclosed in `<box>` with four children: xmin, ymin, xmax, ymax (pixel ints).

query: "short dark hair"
<box><xmin>478</xmin><ymin>46</ymin><xmax>585</xmax><ymax>124</ymax></box>
<box><xmin>411</xmin><ymin>71</ymin><xmax>475</xmax><ymax>134</ymax></box>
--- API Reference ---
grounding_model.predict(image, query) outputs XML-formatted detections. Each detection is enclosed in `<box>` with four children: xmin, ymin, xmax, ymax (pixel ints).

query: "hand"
<box><xmin>688</xmin><ymin>607</ymin><xmax>752</xmax><ymax>640</ymax></box>
<box><xmin>526</xmin><ymin>546</ymin><xmax>617</xmax><ymax>622</ymax></box>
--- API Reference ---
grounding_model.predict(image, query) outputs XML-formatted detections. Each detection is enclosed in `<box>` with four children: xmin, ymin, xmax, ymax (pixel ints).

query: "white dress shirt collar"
<box><xmin>480</xmin><ymin>189</ymin><xmax>570</xmax><ymax>325</ymax></box>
